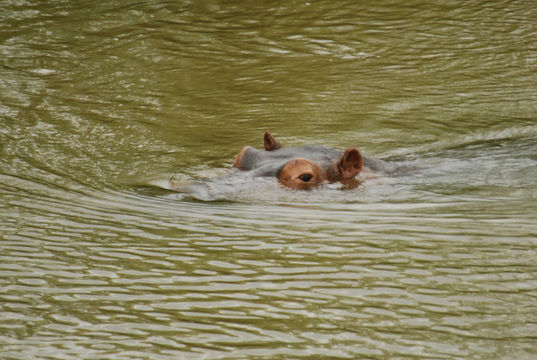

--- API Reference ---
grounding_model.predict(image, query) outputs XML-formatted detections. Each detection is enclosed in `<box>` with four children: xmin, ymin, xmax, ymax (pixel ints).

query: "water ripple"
<box><xmin>2</xmin><ymin>0</ymin><xmax>537</xmax><ymax>358</ymax></box>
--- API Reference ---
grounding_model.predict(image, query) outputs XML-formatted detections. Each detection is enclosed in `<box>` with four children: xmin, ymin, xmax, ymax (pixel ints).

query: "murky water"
<box><xmin>1</xmin><ymin>1</ymin><xmax>537</xmax><ymax>359</ymax></box>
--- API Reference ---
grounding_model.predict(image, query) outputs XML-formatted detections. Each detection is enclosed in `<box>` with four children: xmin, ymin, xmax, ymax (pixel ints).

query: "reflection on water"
<box><xmin>1</xmin><ymin>0</ymin><xmax>537</xmax><ymax>359</ymax></box>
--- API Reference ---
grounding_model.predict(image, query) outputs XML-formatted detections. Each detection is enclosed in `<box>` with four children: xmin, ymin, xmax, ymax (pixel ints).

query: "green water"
<box><xmin>1</xmin><ymin>1</ymin><xmax>537</xmax><ymax>359</ymax></box>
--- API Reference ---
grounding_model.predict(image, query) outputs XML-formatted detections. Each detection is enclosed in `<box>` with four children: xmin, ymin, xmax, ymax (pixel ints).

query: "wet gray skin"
<box><xmin>173</xmin><ymin>145</ymin><xmax>394</xmax><ymax>198</ymax></box>
<box><xmin>239</xmin><ymin>145</ymin><xmax>391</xmax><ymax>177</ymax></box>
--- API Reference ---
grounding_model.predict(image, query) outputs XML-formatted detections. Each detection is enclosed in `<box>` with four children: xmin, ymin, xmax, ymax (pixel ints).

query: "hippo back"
<box><xmin>239</xmin><ymin>145</ymin><xmax>343</xmax><ymax>176</ymax></box>
<box><xmin>239</xmin><ymin>144</ymin><xmax>389</xmax><ymax>177</ymax></box>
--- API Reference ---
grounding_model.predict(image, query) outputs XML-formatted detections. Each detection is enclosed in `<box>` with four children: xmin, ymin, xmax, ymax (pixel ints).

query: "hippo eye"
<box><xmin>298</xmin><ymin>174</ymin><xmax>313</xmax><ymax>182</ymax></box>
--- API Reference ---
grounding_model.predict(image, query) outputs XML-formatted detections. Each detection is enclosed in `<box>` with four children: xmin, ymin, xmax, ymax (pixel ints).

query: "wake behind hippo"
<box><xmin>233</xmin><ymin>131</ymin><xmax>390</xmax><ymax>190</ymax></box>
<box><xmin>163</xmin><ymin>131</ymin><xmax>393</xmax><ymax>198</ymax></box>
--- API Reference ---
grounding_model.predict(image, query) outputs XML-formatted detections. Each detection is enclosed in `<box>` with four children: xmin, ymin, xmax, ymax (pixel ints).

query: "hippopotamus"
<box><xmin>233</xmin><ymin>131</ymin><xmax>389</xmax><ymax>190</ymax></box>
<box><xmin>155</xmin><ymin>130</ymin><xmax>392</xmax><ymax>199</ymax></box>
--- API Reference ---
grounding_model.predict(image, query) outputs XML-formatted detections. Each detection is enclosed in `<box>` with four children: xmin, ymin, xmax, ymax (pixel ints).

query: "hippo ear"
<box><xmin>263</xmin><ymin>130</ymin><xmax>282</xmax><ymax>151</ymax></box>
<box><xmin>339</xmin><ymin>148</ymin><xmax>363</xmax><ymax>178</ymax></box>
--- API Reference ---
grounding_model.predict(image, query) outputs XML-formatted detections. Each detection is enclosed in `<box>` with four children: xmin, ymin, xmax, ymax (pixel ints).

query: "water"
<box><xmin>1</xmin><ymin>1</ymin><xmax>537</xmax><ymax>359</ymax></box>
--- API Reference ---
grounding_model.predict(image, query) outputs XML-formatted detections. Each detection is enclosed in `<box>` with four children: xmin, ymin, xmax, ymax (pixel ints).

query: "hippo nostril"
<box><xmin>298</xmin><ymin>174</ymin><xmax>313</xmax><ymax>182</ymax></box>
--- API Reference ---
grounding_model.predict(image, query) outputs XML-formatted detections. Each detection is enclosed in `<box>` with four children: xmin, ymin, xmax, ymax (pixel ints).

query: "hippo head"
<box><xmin>233</xmin><ymin>131</ymin><xmax>363</xmax><ymax>190</ymax></box>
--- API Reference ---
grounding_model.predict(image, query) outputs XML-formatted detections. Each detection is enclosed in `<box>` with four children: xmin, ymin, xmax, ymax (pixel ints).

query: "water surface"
<box><xmin>1</xmin><ymin>1</ymin><xmax>537</xmax><ymax>359</ymax></box>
